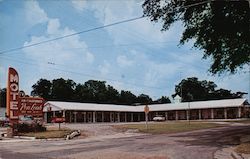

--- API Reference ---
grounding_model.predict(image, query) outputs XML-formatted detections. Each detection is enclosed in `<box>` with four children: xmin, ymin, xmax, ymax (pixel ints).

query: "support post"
<box><xmin>83</xmin><ymin>112</ymin><xmax>86</xmax><ymax>123</ymax></box>
<box><xmin>69</xmin><ymin>111</ymin><xmax>72</xmax><ymax>123</ymax></box>
<box><xmin>102</xmin><ymin>112</ymin><xmax>104</xmax><ymax>122</ymax></box>
<box><xmin>175</xmin><ymin>111</ymin><xmax>178</xmax><ymax>120</ymax></box>
<box><xmin>211</xmin><ymin>109</ymin><xmax>214</xmax><ymax>119</ymax></box>
<box><xmin>74</xmin><ymin>111</ymin><xmax>77</xmax><ymax>123</ymax></box>
<box><xmin>110</xmin><ymin>112</ymin><xmax>112</xmax><ymax>122</ymax></box>
<box><xmin>63</xmin><ymin>110</ymin><xmax>65</xmax><ymax>118</ymax></box>
<box><xmin>186</xmin><ymin>110</ymin><xmax>189</xmax><ymax>121</ymax></box>
<box><xmin>117</xmin><ymin>112</ymin><xmax>120</xmax><ymax>122</ymax></box>
<box><xmin>93</xmin><ymin>111</ymin><xmax>96</xmax><ymax>123</ymax></box>
<box><xmin>131</xmin><ymin>113</ymin><xmax>134</xmax><ymax>122</ymax></box>
<box><xmin>44</xmin><ymin>112</ymin><xmax>47</xmax><ymax>123</ymax></box>
<box><xmin>238</xmin><ymin>107</ymin><xmax>241</xmax><ymax>118</ymax></box>
<box><xmin>125</xmin><ymin>112</ymin><xmax>127</xmax><ymax>122</ymax></box>
<box><xmin>224</xmin><ymin>108</ymin><xmax>227</xmax><ymax>119</ymax></box>
<box><xmin>198</xmin><ymin>109</ymin><xmax>202</xmax><ymax>120</ymax></box>
<box><xmin>165</xmin><ymin>112</ymin><xmax>168</xmax><ymax>120</ymax></box>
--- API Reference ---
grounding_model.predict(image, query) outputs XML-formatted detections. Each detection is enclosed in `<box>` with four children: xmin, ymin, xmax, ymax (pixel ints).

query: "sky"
<box><xmin>0</xmin><ymin>0</ymin><xmax>249</xmax><ymax>101</ymax></box>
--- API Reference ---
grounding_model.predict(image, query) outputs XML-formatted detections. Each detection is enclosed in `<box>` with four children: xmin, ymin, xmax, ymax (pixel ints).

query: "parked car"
<box><xmin>18</xmin><ymin>115</ymin><xmax>35</xmax><ymax>125</ymax></box>
<box><xmin>153</xmin><ymin>115</ymin><xmax>166</xmax><ymax>121</ymax></box>
<box><xmin>0</xmin><ymin>117</ymin><xmax>9</xmax><ymax>127</ymax></box>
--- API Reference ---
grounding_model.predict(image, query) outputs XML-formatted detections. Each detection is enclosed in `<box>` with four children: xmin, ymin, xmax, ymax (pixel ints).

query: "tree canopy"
<box><xmin>172</xmin><ymin>77</ymin><xmax>247</xmax><ymax>102</ymax></box>
<box><xmin>30</xmin><ymin>78</ymin><xmax>163</xmax><ymax>106</ymax></box>
<box><xmin>142</xmin><ymin>0</ymin><xmax>250</xmax><ymax>74</ymax></box>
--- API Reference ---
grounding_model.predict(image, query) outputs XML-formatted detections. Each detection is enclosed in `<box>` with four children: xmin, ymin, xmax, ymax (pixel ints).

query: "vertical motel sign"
<box><xmin>6</xmin><ymin>67</ymin><xmax>19</xmax><ymax>122</ymax></box>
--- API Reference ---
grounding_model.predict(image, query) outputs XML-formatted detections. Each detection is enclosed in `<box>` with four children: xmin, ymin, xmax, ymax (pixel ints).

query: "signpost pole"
<box><xmin>144</xmin><ymin>105</ymin><xmax>149</xmax><ymax>132</ymax></box>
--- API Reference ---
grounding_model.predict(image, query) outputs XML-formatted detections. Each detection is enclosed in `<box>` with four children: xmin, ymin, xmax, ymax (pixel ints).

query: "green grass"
<box><xmin>20</xmin><ymin>129</ymin><xmax>73</xmax><ymax>139</ymax></box>
<box><xmin>115</xmin><ymin>121</ymin><xmax>223</xmax><ymax>134</ymax></box>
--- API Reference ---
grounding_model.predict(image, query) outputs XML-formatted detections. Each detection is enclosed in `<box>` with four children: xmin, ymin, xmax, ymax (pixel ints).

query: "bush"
<box><xmin>16</xmin><ymin>123</ymin><xmax>46</xmax><ymax>133</ymax></box>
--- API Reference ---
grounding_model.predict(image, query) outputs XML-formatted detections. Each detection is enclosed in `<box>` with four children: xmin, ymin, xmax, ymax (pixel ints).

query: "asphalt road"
<box><xmin>0</xmin><ymin>124</ymin><xmax>249</xmax><ymax>159</ymax></box>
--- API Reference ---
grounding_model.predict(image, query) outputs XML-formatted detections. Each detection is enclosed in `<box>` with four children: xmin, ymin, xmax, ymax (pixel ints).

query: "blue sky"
<box><xmin>0</xmin><ymin>0</ymin><xmax>249</xmax><ymax>100</ymax></box>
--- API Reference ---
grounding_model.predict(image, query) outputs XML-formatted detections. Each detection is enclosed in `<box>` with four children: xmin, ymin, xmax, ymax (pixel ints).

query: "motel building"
<box><xmin>43</xmin><ymin>98</ymin><xmax>250</xmax><ymax>123</ymax></box>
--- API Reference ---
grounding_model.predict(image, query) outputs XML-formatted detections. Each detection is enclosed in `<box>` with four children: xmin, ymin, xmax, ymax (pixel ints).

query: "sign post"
<box><xmin>144</xmin><ymin>105</ymin><xmax>149</xmax><ymax>131</ymax></box>
<box><xmin>53</xmin><ymin>117</ymin><xmax>65</xmax><ymax>130</ymax></box>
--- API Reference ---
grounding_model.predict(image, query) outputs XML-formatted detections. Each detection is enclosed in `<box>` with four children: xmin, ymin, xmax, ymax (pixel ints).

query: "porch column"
<box><xmin>165</xmin><ymin>112</ymin><xmax>168</xmax><ymax>120</ymax></box>
<box><xmin>117</xmin><ymin>112</ymin><xmax>120</xmax><ymax>122</ymax></box>
<box><xmin>175</xmin><ymin>111</ymin><xmax>178</xmax><ymax>120</ymax></box>
<box><xmin>198</xmin><ymin>109</ymin><xmax>202</xmax><ymax>120</ymax></box>
<box><xmin>63</xmin><ymin>110</ymin><xmax>65</xmax><ymax>118</ymax></box>
<box><xmin>238</xmin><ymin>107</ymin><xmax>241</xmax><ymax>118</ymax></box>
<box><xmin>125</xmin><ymin>112</ymin><xmax>127</xmax><ymax>122</ymax></box>
<box><xmin>93</xmin><ymin>111</ymin><xmax>96</xmax><ymax>123</ymax></box>
<box><xmin>102</xmin><ymin>112</ymin><xmax>104</xmax><ymax>122</ymax></box>
<box><xmin>53</xmin><ymin>111</ymin><xmax>56</xmax><ymax>118</ymax></box>
<box><xmin>211</xmin><ymin>109</ymin><xmax>214</xmax><ymax>119</ymax></box>
<box><xmin>110</xmin><ymin>112</ymin><xmax>112</xmax><ymax>122</ymax></box>
<box><xmin>186</xmin><ymin>110</ymin><xmax>189</xmax><ymax>121</ymax></box>
<box><xmin>44</xmin><ymin>112</ymin><xmax>47</xmax><ymax>123</ymax></box>
<box><xmin>83</xmin><ymin>112</ymin><xmax>86</xmax><ymax>123</ymax></box>
<box><xmin>224</xmin><ymin>108</ymin><xmax>227</xmax><ymax>119</ymax></box>
<box><xmin>69</xmin><ymin>111</ymin><xmax>72</xmax><ymax>123</ymax></box>
<box><xmin>131</xmin><ymin>113</ymin><xmax>134</xmax><ymax>122</ymax></box>
<box><xmin>74</xmin><ymin>111</ymin><xmax>77</xmax><ymax>123</ymax></box>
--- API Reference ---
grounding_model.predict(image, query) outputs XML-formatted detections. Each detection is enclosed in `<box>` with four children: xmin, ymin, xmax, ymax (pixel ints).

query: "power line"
<box><xmin>0</xmin><ymin>16</ymin><xmax>145</xmax><ymax>55</ymax></box>
<box><xmin>0</xmin><ymin>0</ymin><xmax>211</xmax><ymax>55</ymax></box>
<box><xmin>1</xmin><ymin>56</ymin><xmax>165</xmax><ymax>91</ymax></box>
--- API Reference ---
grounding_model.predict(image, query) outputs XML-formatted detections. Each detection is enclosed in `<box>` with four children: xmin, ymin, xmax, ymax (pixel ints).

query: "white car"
<box><xmin>153</xmin><ymin>116</ymin><xmax>166</xmax><ymax>121</ymax></box>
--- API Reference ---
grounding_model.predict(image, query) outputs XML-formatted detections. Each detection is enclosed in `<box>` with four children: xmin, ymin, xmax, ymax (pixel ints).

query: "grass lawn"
<box><xmin>235</xmin><ymin>142</ymin><xmax>250</xmax><ymax>154</ymax></box>
<box><xmin>20</xmin><ymin>129</ymin><xmax>73</xmax><ymax>139</ymax></box>
<box><xmin>115</xmin><ymin>121</ymin><xmax>223</xmax><ymax>134</ymax></box>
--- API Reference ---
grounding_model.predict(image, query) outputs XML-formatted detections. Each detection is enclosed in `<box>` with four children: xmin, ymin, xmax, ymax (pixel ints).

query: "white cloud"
<box><xmin>23</xmin><ymin>3</ymin><xmax>95</xmax><ymax>73</ymax></box>
<box><xmin>87</xmin><ymin>0</ymin><xmax>182</xmax><ymax>45</ymax></box>
<box><xmin>71</xmin><ymin>0</ymin><xmax>86</xmax><ymax>12</ymax></box>
<box><xmin>117</xmin><ymin>55</ymin><xmax>134</xmax><ymax>67</ymax></box>
<box><xmin>24</xmin><ymin>1</ymin><xmax>48</xmax><ymax>26</ymax></box>
<box><xmin>98</xmin><ymin>61</ymin><xmax>111</xmax><ymax>76</ymax></box>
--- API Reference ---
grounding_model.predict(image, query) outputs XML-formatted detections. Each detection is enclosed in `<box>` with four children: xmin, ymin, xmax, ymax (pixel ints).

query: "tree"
<box><xmin>173</xmin><ymin>77</ymin><xmax>246</xmax><ymax>101</ymax></box>
<box><xmin>31</xmin><ymin>79</ymin><xmax>52</xmax><ymax>100</ymax></box>
<box><xmin>142</xmin><ymin>0</ymin><xmax>250</xmax><ymax>74</ymax></box>
<box><xmin>153</xmin><ymin>96</ymin><xmax>171</xmax><ymax>104</ymax></box>
<box><xmin>137</xmin><ymin>94</ymin><xmax>152</xmax><ymax>104</ymax></box>
<box><xmin>105</xmin><ymin>85</ymin><xmax>120</xmax><ymax>104</ymax></box>
<box><xmin>51</xmin><ymin>78</ymin><xmax>76</xmax><ymax>101</ymax></box>
<box><xmin>83</xmin><ymin>80</ymin><xmax>108</xmax><ymax>103</ymax></box>
<box><xmin>119</xmin><ymin>90</ymin><xmax>137</xmax><ymax>105</ymax></box>
<box><xmin>0</xmin><ymin>88</ymin><xmax>6</xmax><ymax>108</ymax></box>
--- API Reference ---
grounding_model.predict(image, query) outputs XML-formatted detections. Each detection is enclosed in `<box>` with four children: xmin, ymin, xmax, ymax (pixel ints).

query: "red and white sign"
<box><xmin>6</xmin><ymin>67</ymin><xmax>19</xmax><ymax>121</ymax></box>
<box><xmin>52</xmin><ymin>117</ymin><xmax>65</xmax><ymax>123</ymax></box>
<box><xmin>19</xmin><ymin>97</ymin><xmax>44</xmax><ymax>117</ymax></box>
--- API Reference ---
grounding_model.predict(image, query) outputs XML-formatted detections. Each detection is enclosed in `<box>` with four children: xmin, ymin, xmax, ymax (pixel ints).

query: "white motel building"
<box><xmin>43</xmin><ymin>98</ymin><xmax>250</xmax><ymax>123</ymax></box>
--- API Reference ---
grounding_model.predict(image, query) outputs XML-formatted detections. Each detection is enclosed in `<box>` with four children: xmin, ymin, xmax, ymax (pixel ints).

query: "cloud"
<box><xmin>22</xmin><ymin>3</ymin><xmax>95</xmax><ymax>73</ymax></box>
<box><xmin>98</xmin><ymin>60</ymin><xmax>111</xmax><ymax>76</ymax></box>
<box><xmin>71</xmin><ymin>0</ymin><xmax>86</xmax><ymax>12</ymax></box>
<box><xmin>86</xmin><ymin>0</ymin><xmax>183</xmax><ymax>45</ymax></box>
<box><xmin>117</xmin><ymin>55</ymin><xmax>134</xmax><ymax>67</ymax></box>
<box><xmin>24</xmin><ymin>1</ymin><xmax>48</xmax><ymax>26</ymax></box>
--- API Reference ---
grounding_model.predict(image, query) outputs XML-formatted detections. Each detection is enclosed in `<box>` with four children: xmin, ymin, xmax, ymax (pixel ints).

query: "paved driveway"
<box><xmin>0</xmin><ymin>124</ymin><xmax>249</xmax><ymax>159</ymax></box>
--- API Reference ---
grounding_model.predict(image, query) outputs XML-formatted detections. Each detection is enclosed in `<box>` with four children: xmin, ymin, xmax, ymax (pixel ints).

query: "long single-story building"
<box><xmin>43</xmin><ymin>98</ymin><xmax>250</xmax><ymax>123</ymax></box>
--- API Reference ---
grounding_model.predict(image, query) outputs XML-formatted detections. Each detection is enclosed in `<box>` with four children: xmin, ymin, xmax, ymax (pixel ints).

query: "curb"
<box><xmin>13</xmin><ymin>136</ymin><xmax>36</xmax><ymax>140</ymax></box>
